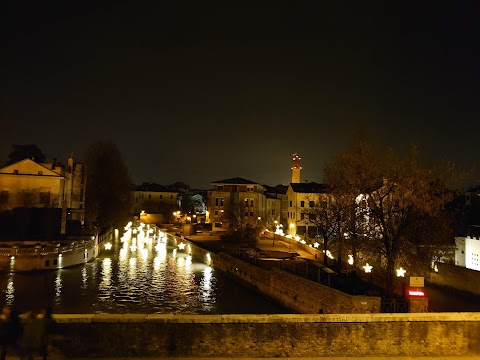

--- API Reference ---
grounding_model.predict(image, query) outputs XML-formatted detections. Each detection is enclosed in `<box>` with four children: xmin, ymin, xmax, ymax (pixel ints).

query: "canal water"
<box><xmin>0</xmin><ymin>234</ymin><xmax>288</xmax><ymax>314</ymax></box>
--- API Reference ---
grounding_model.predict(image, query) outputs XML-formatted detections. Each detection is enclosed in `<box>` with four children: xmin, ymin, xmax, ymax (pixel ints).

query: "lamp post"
<box><xmin>273</xmin><ymin>220</ymin><xmax>278</xmax><ymax>245</ymax></box>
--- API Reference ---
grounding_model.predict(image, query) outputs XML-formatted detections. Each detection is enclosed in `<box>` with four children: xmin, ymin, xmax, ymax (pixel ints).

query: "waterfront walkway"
<box><xmin>184</xmin><ymin>231</ymin><xmax>480</xmax><ymax>312</ymax></box>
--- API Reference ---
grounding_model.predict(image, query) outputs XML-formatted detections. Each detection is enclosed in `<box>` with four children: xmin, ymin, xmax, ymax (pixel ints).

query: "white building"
<box><xmin>455</xmin><ymin>236</ymin><xmax>480</xmax><ymax>271</ymax></box>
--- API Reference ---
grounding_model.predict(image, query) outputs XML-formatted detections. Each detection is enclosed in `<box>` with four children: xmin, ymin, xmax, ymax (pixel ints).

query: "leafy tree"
<box><xmin>8</xmin><ymin>144</ymin><xmax>46</xmax><ymax>164</ymax></box>
<box><xmin>180</xmin><ymin>192</ymin><xmax>194</xmax><ymax>214</ymax></box>
<box><xmin>324</xmin><ymin>140</ymin><xmax>465</xmax><ymax>298</ymax></box>
<box><xmin>84</xmin><ymin>140</ymin><xmax>131</xmax><ymax>231</ymax></box>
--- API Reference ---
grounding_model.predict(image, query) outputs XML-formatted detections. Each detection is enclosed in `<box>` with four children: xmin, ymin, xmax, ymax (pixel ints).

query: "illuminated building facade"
<box><xmin>208</xmin><ymin>177</ymin><xmax>266</xmax><ymax>231</ymax></box>
<box><xmin>131</xmin><ymin>182</ymin><xmax>180</xmax><ymax>222</ymax></box>
<box><xmin>287</xmin><ymin>181</ymin><xmax>328</xmax><ymax>237</ymax></box>
<box><xmin>0</xmin><ymin>156</ymin><xmax>86</xmax><ymax>223</ymax></box>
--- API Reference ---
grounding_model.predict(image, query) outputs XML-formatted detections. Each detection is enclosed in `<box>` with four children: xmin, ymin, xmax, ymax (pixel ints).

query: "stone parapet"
<box><xmin>51</xmin><ymin>313</ymin><xmax>480</xmax><ymax>358</ymax></box>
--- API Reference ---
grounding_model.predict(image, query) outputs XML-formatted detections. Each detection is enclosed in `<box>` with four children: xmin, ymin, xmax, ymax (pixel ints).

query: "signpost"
<box><xmin>410</xmin><ymin>276</ymin><xmax>424</xmax><ymax>287</ymax></box>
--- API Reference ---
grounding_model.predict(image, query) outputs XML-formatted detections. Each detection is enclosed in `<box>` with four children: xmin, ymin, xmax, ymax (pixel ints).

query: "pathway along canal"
<box><xmin>0</xmin><ymin>238</ymin><xmax>289</xmax><ymax>314</ymax></box>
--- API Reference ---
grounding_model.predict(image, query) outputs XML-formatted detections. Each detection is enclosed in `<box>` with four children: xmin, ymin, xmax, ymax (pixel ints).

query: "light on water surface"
<box><xmin>0</xmin><ymin>223</ymin><xmax>288</xmax><ymax>314</ymax></box>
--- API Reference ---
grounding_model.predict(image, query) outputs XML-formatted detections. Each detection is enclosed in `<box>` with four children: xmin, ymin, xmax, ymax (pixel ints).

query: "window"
<box><xmin>300</xmin><ymin>201</ymin><xmax>304</xmax><ymax>207</ymax></box>
<box><xmin>40</xmin><ymin>192</ymin><xmax>50</xmax><ymax>205</ymax></box>
<box><xmin>293</xmin><ymin>213</ymin><xmax>295</xmax><ymax>219</ymax></box>
<box><xmin>149</xmin><ymin>194</ymin><xmax>151</xmax><ymax>199</ymax></box>
<box><xmin>0</xmin><ymin>191</ymin><xmax>9</xmax><ymax>204</ymax></box>
<box><xmin>220</xmin><ymin>197</ymin><xmax>224</xmax><ymax>206</ymax></box>
<box><xmin>215</xmin><ymin>197</ymin><xmax>219</xmax><ymax>206</ymax></box>
<box><xmin>301</xmin><ymin>213</ymin><xmax>305</xmax><ymax>220</ymax></box>
<box><xmin>53</xmin><ymin>259</ymin><xmax>58</xmax><ymax>266</ymax></box>
<box><xmin>214</xmin><ymin>210</ymin><xmax>218</xmax><ymax>216</ymax></box>
<box><xmin>245</xmin><ymin>198</ymin><xmax>249</xmax><ymax>207</ymax></box>
<box><xmin>45</xmin><ymin>260</ymin><xmax>50</xmax><ymax>267</ymax></box>
<box><xmin>250</xmin><ymin>199</ymin><xmax>254</xmax><ymax>207</ymax></box>
<box><xmin>217</xmin><ymin>185</ymin><xmax>224</xmax><ymax>191</ymax></box>
<box><xmin>247</xmin><ymin>186</ymin><xmax>254</xmax><ymax>192</ymax></box>
<box><xmin>160</xmin><ymin>194</ymin><xmax>163</xmax><ymax>199</ymax></box>
<box><xmin>309</xmin><ymin>201</ymin><xmax>314</xmax><ymax>207</ymax></box>
<box><xmin>13</xmin><ymin>170</ymin><xmax>18</xmax><ymax>175</ymax></box>
<box><xmin>250</xmin><ymin>211</ymin><xmax>253</xmax><ymax>217</ymax></box>
<box><xmin>38</xmin><ymin>171</ymin><xmax>43</xmax><ymax>175</ymax></box>
<box><xmin>170</xmin><ymin>195</ymin><xmax>173</xmax><ymax>199</ymax></box>
<box><xmin>289</xmin><ymin>200</ymin><xmax>292</xmax><ymax>207</ymax></box>
<box><xmin>320</xmin><ymin>201</ymin><xmax>327</xmax><ymax>209</ymax></box>
<box><xmin>245</xmin><ymin>211</ymin><xmax>249</xmax><ymax>217</ymax></box>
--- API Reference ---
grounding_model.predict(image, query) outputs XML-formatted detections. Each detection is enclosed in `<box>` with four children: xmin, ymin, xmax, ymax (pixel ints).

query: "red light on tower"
<box><xmin>291</xmin><ymin>153</ymin><xmax>302</xmax><ymax>183</ymax></box>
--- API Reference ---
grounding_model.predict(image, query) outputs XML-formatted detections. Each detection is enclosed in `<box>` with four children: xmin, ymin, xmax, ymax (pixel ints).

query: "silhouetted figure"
<box><xmin>0</xmin><ymin>306</ymin><xmax>23</xmax><ymax>360</ymax></box>
<box><xmin>20</xmin><ymin>307</ymin><xmax>56</xmax><ymax>360</ymax></box>
<box><xmin>20</xmin><ymin>310</ymin><xmax>37</xmax><ymax>360</ymax></box>
<box><xmin>37</xmin><ymin>307</ymin><xmax>57</xmax><ymax>360</ymax></box>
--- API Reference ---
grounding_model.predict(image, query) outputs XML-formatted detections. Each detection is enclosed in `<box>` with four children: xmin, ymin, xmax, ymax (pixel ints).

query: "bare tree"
<box><xmin>325</xmin><ymin>140</ymin><xmax>466</xmax><ymax>297</ymax></box>
<box><xmin>304</xmin><ymin>193</ymin><xmax>340</xmax><ymax>265</ymax></box>
<box><xmin>222</xmin><ymin>201</ymin><xmax>263</xmax><ymax>243</ymax></box>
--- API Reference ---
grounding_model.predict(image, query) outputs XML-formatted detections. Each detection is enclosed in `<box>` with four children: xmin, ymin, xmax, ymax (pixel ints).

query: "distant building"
<box><xmin>0</xmin><ymin>156</ymin><xmax>87</xmax><ymax>237</ymax></box>
<box><xmin>131</xmin><ymin>182</ymin><xmax>180</xmax><ymax>223</ymax></box>
<box><xmin>208</xmin><ymin>177</ymin><xmax>267</xmax><ymax>232</ymax></box>
<box><xmin>455</xmin><ymin>236</ymin><xmax>480</xmax><ymax>271</ymax></box>
<box><xmin>287</xmin><ymin>181</ymin><xmax>329</xmax><ymax>237</ymax></box>
<box><xmin>263</xmin><ymin>184</ymin><xmax>288</xmax><ymax>228</ymax></box>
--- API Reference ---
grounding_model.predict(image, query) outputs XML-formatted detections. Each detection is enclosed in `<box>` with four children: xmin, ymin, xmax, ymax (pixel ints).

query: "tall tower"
<box><xmin>291</xmin><ymin>153</ymin><xmax>301</xmax><ymax>183</ymax></box>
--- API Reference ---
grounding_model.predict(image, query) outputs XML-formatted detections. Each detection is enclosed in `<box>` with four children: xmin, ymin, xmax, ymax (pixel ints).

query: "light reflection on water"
<box><xmin>0</xmin><ymin>236</ymin><xmax>288</xmax><ymax>314</ymax></box>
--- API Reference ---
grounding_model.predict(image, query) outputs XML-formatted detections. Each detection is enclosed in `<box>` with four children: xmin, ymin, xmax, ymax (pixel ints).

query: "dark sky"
<box><xmin>2</xmin><ymin>1</ymin><xmax>479</xmax><ymax>189</ymax></box>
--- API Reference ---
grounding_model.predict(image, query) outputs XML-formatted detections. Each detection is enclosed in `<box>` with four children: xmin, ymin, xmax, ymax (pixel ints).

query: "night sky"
<box><xmin>2</xmin><ymin>1</ymin><xmax>479</xmax><ymax>189</ymax></box>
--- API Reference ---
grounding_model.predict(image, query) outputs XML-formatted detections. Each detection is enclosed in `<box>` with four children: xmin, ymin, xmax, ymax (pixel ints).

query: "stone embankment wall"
<box><xmin>53</xmin><ymin>313</ymin><xmax>480</xmax><ymax>358</ymax></box>
<box><xmin>215</xmin><ymin>253</ymin><xmax>380</xmax><ymax>314</ymax></box>
<box><xmin>426</xmin><ymin>262</ymin><xmax>480</xmax><ymax>296</ymax></box>
<box><xmin>174</xmin><ymin>234</ymin><xmax>380</xmax><ymax>314</ymax></box>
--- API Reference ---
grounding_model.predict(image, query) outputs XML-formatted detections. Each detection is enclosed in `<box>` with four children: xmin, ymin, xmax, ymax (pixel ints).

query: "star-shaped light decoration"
<box><xmin>178</xmin><ymin>242</ymin><xmax>186</xmax><ymax>250</ymax></box>
<box><xmin>104</xmin><ymin>242</ymin><xmax>112</xmax><ymax>250</ymax></box>
<box><xmin>363</xmin><ymin>263</ymin><xmax>373</xmax><ymax>273</ymax></box>
<box><xmin>313</xmin><ymin>242</ymin><xmax>320</xmax><ymax>248</ymax></box>
<box><xmin>396</xmin><ymin>267</ymin><xmax>406</xmax><ymax>277</ymax></box>
<box><xmin>348</xmin><ymin>254</ymin><xmax>354</xmax><ymax>265</ymax></box>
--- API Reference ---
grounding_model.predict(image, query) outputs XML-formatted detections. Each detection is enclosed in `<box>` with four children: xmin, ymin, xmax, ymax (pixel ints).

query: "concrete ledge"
<box><xmin>50</xmin><ymin>313</ymin><xmax>480</xmax><ymax>357</ymax></box>
<box><xmin>53</xmin><ymin>312</ymin><xmax>480</xmax><ymax>324</ymax></box>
